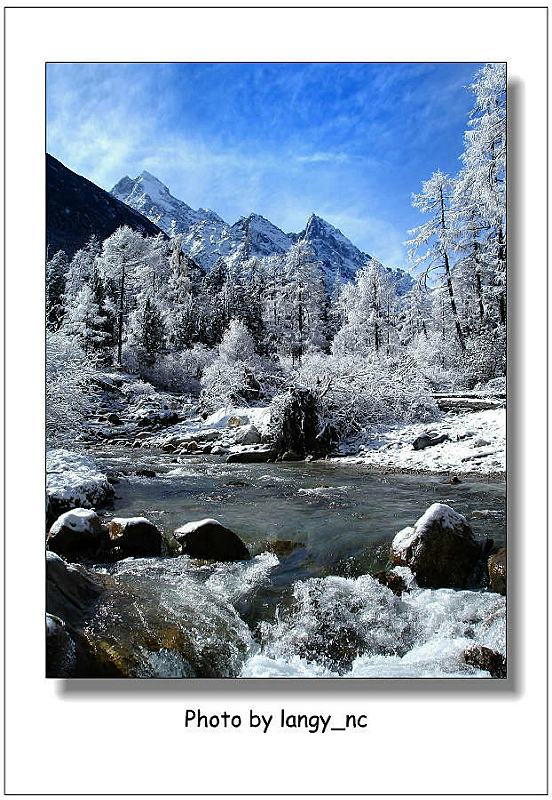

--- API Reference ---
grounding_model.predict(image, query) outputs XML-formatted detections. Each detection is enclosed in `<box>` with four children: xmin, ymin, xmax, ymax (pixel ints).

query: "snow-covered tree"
<box><xmin>96</xmin><ymin>226</ymin><xmax>151</xmax><ymax>365</ymax></box>
<box><xmin>456</xmin><ymin>62</ymin><xmax>506</xmax><ymax>324</ymax></box>
<box><xmin>275</xmin><ymin>242</ymin><xmax>326</xmax><ymax>363</ymax></box>
<box><xmin>46</xmin><ymin>329</ymin><xmax>98</xmax><ymax>445</ymax></box>
<box><xmin>128</xmin><ymin>294</ymin><xmax>165</xmax><ymax>368</ymax></box>
<box><xmin>64</xmin><ymin>235</ymin><xmax>101</xmax><ymax>303</ymax></box>
<box><xmin>63</xmin><ymin>276</ymin><xmax>112</xmax><ymax>360</ymax></box>
<box><xmin>407</xmin><ymin>171</ymin><xmax>465</xmax><ymax>351</ymax></box>
<box><xmin>333</xmin><ymin>261</ymin><xmax>398</xmax><ymax>357</ymax></box>
<box><xmin>218</xmin><ymin>318</ymin><xmax>256</xmax><ymax>364</ymax></box>
<box><xmin>200</xmin><ymin>319</ymin><xmax>261</xmax><ymax>411</ymax></box>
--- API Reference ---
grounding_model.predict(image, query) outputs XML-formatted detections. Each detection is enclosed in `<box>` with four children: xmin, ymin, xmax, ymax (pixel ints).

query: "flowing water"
<box><xmin>90</xmin><ymin>447</ymin><xmax>506</xmax><ymax>678</ymax></box>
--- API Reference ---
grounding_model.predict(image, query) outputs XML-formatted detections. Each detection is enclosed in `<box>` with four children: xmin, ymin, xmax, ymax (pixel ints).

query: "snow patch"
<box><xmin>46</xmin><ymin>449</ymin><xmax>112</xmax><ymax>512</ymax></box>
<box><xmin>338</xmin><ymin>408</ymin><xmax>505</xmax><ymax>476</ymax></box>
<box><xmin>49</xmin><ymin>507</ymin><xmax>100</xmax><ymax>535</ymax></box>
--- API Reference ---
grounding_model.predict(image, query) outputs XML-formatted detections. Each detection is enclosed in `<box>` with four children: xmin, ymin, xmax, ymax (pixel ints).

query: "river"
<box><xmin>88</xmin><ymin>446</ymin><xmax>506</xmax><ymax>678</ymax></box>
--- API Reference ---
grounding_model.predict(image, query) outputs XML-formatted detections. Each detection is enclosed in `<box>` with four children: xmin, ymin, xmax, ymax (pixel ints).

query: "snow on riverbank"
<box><xmin>148</xmin><ymin>404</ymin><xmax>271</xmax><ymax>451</ymax></box>
<box><xmin>336</xmin><ymin>408</ymin><xmax>505</xmax><ymax>477</ymax></box>
<box><xmin>46</xmin><ymin>449</ymin><xmax>113</xmax><ymax>515</ymax></box>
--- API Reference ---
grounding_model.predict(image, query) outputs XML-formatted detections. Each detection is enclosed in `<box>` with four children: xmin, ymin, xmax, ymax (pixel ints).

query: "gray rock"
<box><xmin>211</xmin><ymin>445</ymin><xmax>230</xmax><ymax>455</ymax></box>
<box><xmin>47</xmin><ymin>508</ymin><xmax>105</xmax><ymax>559</ymax></box>
<box><xmin>107</xmin><ymin>517</ymin><xmax>165</xmax><ymax>557</ymax></box>
<box><xmin>174</xmin><ymin>518</ymin><xmax>251</xmax><ymax>562</ymax></box>
<box><xmin>235</xmin><ymin>424</ymin><xmax>261</xmax><ymax>445</ymax></box>
<box><xmin>391</xmin><ymin>503</ymin><xmax>482</xmax><ymax>589</ymax></box>
<box><xmin>413</xmin><ymin>433</ymin><xmax>449</xmax><ymax>451</ymax></box>
<box><xmin>226</xmin><ymin>448</ymin><xmax>275</xmax><ymax>464</ymax></box>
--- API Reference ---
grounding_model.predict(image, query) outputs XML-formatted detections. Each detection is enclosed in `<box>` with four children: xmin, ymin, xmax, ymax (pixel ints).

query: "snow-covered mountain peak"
<box><xmin>111</xmin><ymin>172</ymin><xmax>198</xmax><ymax>231</ymax></box>
<box><xmin>293</xmin><ymin>213</ymin><xmax>372</xmax><ymax>284</ymax></box>
<box><xmin>135</xmin><ymin>170</ymin><xmax>171</xmax><ymax>200</ymax></box>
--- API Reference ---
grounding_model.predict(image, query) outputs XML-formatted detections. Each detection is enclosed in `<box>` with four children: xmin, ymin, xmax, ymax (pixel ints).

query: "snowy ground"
<box><xmin>336</xmin><ymin>408</ymin><xmax>505</xmax><ymax>477</ymax></box>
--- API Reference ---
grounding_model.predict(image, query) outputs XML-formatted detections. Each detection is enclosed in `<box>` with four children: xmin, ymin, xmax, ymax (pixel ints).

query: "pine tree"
<box><xmin>280</xmin><ymin>242</ymin><xmax>326</xmax><ymax>363</ymax></box>
<box><xmin>130</xmin><ymin>294</ymin><xmax>165</xmax><ymax>368</ymax></box>
<box><xmin>96</xmin><ymin>226</ymin><xmax>149</xmax><ymax>365</ymax></box>
<box><xmin>46</xmin><ymin>250</ymin><xmax>68</xmax><ymax>330</ymax></box>
<box><xmin>64</xmin><ymin>235</ymin><xmax>101</xmax><ymax>303</ymax></box>
<box><xmin>64</xmin><ymin>281</ymin><xmax>111</xmax><ymax>359</ymax></box>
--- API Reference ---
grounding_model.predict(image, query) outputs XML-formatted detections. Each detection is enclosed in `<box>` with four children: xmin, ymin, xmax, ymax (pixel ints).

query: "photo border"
<box><xmin>4</xmin><ymin>5</ymin><xmax>548</xmax><ymax>795</ymax></box>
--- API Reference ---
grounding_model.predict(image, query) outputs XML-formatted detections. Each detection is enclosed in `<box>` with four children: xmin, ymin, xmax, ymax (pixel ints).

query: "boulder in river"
<box><xmin>107</xmin><ymin>517</ymin><xmax>165</xmax><ymax>557</ymax></box>
<box><xmin>488</xmin><ymin>547</ymin><xmax>507</xmax><ymax>595</ymax></box>
<box><xmin>390</xmin><ymin>503</ymin><xmax>482</xmax><ymax>589</ymax></box>
<box><xmin>136</xmin><ymin>468</ymin><xmax>156</xmax><ymax>478</ymax></box>
<box><xmin>46</xmin><ymin>551</ymin><xmax>105</xmax><ymax>626</ymax></box>
<box><xmin>463</xmin><ymin>645</ymin><xmax>506</xmax><ymax>678</ymax></box>
<box><xmin>264</xmin><ymin>539</ymin><xmax>305</xmax><ymax>558</ymax></box>
<box><xmin>226</xmin><ymin>448</ymin><xmax>275</xmax><ymax>464</ymax></box>
<box><xmin>46</xmin><ymin>551</ymin><xmax>250</xmax><ymax>678</ymax></box>
<box><xmin>374</xmin><ymin>570</ymin><xmax>408</xmax><ymax>596</ymax></box>
<box><xmin>46</xmin><ymin>613</ymin><xmax>76</xmax><ymax>677</ymax></box>
<box><xmin>174</xmin><ymin>518</ymin><xmax>251</xmax><ymax>561</ymax></box>
<box><xmin>47</xmin><ymin>508</ymin><xmax>105</xmax><ymax>558</ymax></box>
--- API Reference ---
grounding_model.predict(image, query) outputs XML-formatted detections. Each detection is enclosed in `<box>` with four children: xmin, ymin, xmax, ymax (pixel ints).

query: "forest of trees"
<box><xmin>46</xmin><ymin>64</ymin><xmax>506</xmax><ymax>444</ymax></box>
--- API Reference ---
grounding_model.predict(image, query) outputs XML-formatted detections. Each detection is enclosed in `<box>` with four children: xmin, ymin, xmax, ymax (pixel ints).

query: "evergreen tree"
<box><xmin>46</xmin><ymin>250</ymin><xmax>68</xmax><ymax>330</ymax></box>
<box><xmin>131</xmin><ymin>294</ymin><xmax>165</xmax><ymax>368</ymax></box>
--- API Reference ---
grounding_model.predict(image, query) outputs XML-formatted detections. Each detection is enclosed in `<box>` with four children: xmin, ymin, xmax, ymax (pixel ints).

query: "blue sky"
<box><xmin>47</xmin><ymin>62</ymin><xmax>482</xmax><ymax>269</ymax></box>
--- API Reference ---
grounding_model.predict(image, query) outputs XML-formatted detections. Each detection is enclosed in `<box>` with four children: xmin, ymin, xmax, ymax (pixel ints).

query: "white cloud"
<box><xmin>295</xmin><ymin>151</ymin><xmax>350</xmax><ymax>164</ymax></box>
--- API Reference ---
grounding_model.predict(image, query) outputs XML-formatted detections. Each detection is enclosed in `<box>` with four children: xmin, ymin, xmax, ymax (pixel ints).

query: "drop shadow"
<box><xmin>57</xmin><ymin>76</ymin><xmax>522</xmax><ymax>701</ymax></box>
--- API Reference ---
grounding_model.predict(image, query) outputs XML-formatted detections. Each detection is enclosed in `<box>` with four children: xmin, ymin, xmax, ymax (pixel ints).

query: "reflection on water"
<box><xmin>96</xmin><ymin>448</ymin><xmax>505</xmax><ymax>580</ymax></box>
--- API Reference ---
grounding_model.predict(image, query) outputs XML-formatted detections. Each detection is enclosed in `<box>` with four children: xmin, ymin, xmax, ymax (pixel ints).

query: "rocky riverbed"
<box><xmin>46</xmin><ymin>372</ymin><xmax>507</xmax><ymax>679</ymax></box>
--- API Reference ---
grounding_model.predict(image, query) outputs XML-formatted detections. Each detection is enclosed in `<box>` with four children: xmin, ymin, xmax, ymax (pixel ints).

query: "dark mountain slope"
<box><xmin>47</xmin><ymin>154</ymin><xmax>165</xmax><ymax>258</ymax></box>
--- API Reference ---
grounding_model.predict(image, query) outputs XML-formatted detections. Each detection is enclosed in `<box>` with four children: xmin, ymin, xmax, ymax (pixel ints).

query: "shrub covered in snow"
<box><xmin>298</xmin><ymin>352</ymin><xmax>438</xmax><ymax>438</ymax></box>
<box><xmin>46</xmin><ymin>330</ymin><xmax>99</xmax><ymax>446</ymax></box>
<box><xmin>122</xmin><ymin>344</ymin><xmax>214</xmax><ymax>394</ymax></box>
<box><xmin>200</xmin><ymin>320</ymin><xmax>264</xmax><ymax>412</ymax></box>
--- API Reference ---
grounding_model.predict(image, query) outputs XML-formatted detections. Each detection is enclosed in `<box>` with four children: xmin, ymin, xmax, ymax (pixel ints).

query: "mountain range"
<box><xmin>111</xmin><ymin>170</ymin><xmax>413</xmax><ymax>293</ymax></box>
<box><xmin>46</xmin><ymin>155</ymin><xmax>413</xmax><ymax>294</ymax></box>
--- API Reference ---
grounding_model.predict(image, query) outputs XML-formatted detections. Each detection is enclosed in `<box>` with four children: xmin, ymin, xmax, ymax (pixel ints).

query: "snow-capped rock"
<box><xmin>111</xmin><ymin>170</ymin><xmax>200</xmax><ymax>233</ymax></box>
<box><xmin>292</xmin><ymin>213</ymin><xmax>413</xmax><ymax>293</ymax></box>
<box><xmin>390</xmin><ymin>503</ymin><xmax>482</xmax><ymax>589</ymax></box>
<box><xmin>291</xmin><ymin>213</ymin><xmax>368</xmax><ymax>284</ymax></box>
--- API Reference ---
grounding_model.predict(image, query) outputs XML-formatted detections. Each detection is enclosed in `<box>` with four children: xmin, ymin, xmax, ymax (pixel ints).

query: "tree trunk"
<box><xmin>439</xmin><ymin>187</ymin><xmax>465</xmax><ymax>351</ymax></box>
<box><xmin>117</xmin><ymin>262</ymin><xmax>125</xmax><ymax>366</ymax></box>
